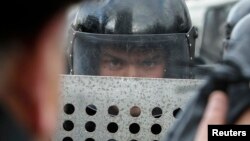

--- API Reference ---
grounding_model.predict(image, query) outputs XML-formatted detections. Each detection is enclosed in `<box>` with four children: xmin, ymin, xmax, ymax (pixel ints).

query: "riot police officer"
<box><xmin>166</xmin><ymin>14</ymin><xmax>250</xmax><ymax>141</ymax></box>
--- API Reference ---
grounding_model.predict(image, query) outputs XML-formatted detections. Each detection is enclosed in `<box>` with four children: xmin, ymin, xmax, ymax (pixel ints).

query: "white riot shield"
<box><xmin>54</xmin><ymin>76</ymin><xmax>203</xmax><ymax>141</ymax></box>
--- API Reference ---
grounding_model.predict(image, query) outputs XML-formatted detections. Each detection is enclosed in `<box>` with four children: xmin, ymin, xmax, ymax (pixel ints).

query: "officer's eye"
<box><xmin>141</xmin><ymin>60</ymin><xmax>157</xmax><ymax>68</ymax></box>
<box><xmin>108</xmin><ymin>59</ymin><xmax>123</xmax><ymax>70</ymax></box>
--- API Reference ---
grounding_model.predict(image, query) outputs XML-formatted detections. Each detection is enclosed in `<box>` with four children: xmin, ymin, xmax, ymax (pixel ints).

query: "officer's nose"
<box><xmin>126</xmin><ymin>65</ymin><xmax>140</xmax><ymax>77</ymax></box>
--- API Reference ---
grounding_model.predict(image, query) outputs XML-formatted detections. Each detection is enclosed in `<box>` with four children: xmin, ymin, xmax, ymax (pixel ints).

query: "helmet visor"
<box><xmin>71</xmin><ymin>30</ymin><xmax>192</xmax><ymax>78</ymax></box>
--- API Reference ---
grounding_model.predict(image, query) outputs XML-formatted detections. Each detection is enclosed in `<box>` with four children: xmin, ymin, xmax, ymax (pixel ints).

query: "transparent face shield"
<box><xmin>69</xmin><ymin>27</ymin><xmax>196</xmax><ymax>79</ymax></box>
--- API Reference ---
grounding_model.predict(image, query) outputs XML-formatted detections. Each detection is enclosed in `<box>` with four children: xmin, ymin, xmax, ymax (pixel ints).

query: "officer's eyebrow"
<box><xmin>101</xmin><ymin>52</ymin><xmax>126</xmax><ymax>61</ymax></box>
<box><xmin>143</xmin><ymin>52</ymin><xmax>164</xmax><ymax>60</ymax></box>
<box><xmin>101</xmin><ymin>49</ymin><xmax>164</xmax><ymax>61</ymax></box>
<box><xmin>145</xmin><ymin>55</ymin><xmax>162</xmax><ymax>60</ymax></box>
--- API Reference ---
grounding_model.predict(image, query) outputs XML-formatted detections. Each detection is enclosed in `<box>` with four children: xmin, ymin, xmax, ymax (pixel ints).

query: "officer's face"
<box><xmin>99</xmin><ymin>47</ymin><xmax>165</xmax><ymax>78</ymax></box>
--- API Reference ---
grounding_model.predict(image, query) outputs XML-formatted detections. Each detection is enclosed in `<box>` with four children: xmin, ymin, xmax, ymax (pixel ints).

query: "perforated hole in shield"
<box><xmin>151</xmin><ymin>124</ymin><xmax>162</xmax><ymax>135</ymax></box>
<box><xmin>173</xmin><ymin>108</ymin><xmax>183</xmax><ymax>118</ymax></box>
<box><xmin>63</xmin><ymin>120</ymin><xmax>74</xmax><ymax>131</ymax></box>
<box><xmin>63</xmin><ymin>136</ymin><xmax>73</xmax><ymax>141</ymax></box>
<box><xmin>107</xmin><ymin>122</ymin><xmax>119</xmax><ymax>133</ymax></box>
<box><xmin>107</xmin><ymin>139</ymin><xmax>117</xmax><ymax>141</ymax></box>
<box><xmin>129</xmin><ymin>123</ymin><xmax>140</xmax><ymax>134</ymax></box>
<box><xmin>130</xmin><ymin>106</ymin><xmax>141</xmax><ymax>117</ymax></box>
<box><xmin>85</xmin><ymin>121</ymin><xmax>96</xmax><ymax>132</ymax></box>
<box><xmin>64</xmin><ymin>103</ymin><xmax>75</xmax><ymax>115</ymax></box>
<box><xmin>85</xmin><ymin>138</ymin><xmax>95</xmax><ymax>141</ymax></box>
<box><xmin>108</xmin><ymin>105</ymin><xmax>119</xmax><ymax>116</ymax></box>
<box><xmin>152</xmin><ymin>107</ymin><xmax>162</xmax><ymax>118</ymax></box>
<box><xmin>86</xmin><ymin>104</ymin><xmax>97</xmax><ymax>116</ymax></box>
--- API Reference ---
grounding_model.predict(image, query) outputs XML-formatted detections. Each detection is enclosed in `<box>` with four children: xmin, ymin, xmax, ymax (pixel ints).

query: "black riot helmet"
<box><xmin>224</xmin><ymin>14</ymin><xmax>250</xmax><ymax>76</ymax></box>
<box><xmin>68</xmin><ymin>0</ymin><xmax>197</xmax><ymax>78</ymax></box>
<box><xmin>223</xmin><ymin>0</ymin><xmax>250</xmax><ymax>55</ymax></box>
<box><xmin>226</xmin><ymin>0</ymin><xmax>250</xmax><ymax>39</ymax></box>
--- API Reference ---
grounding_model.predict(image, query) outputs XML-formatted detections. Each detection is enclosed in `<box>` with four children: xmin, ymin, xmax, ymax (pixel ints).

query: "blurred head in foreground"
<box><xmin>0</xmin><ymin>1</ymin><xmax>80</xmax><ymax>140</ymax></box>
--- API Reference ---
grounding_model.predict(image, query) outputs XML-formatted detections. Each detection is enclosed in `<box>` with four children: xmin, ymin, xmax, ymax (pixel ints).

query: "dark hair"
<box><xmin>0</xmin><ymin>1</ymin><xmax>80</xmax><ymax>45</ymax></box>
